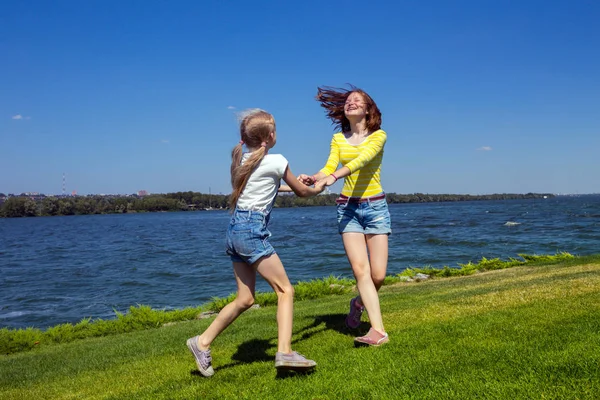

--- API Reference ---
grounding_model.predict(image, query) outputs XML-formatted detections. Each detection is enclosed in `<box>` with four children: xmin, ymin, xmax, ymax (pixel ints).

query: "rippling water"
<box><xmin>1</xmin><ymin>195</ymin><xmax>599</xmax><ymax>329</ymax></box>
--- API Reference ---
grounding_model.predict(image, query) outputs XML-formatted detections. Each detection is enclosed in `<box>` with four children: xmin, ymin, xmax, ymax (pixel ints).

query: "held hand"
<box><xmin>314</xmin><ymin>179</ymin><xmax>327</xmax><ymax>192</ymax></box>
<box><xmin>297</xmin><ymin>174</ymin><xmax>315</xmax><ymax>186</ymax></box>
<box><xmin>321</xmin><ymin>174</ymin><xmax>338</xmax><ymax>187</ymax></box>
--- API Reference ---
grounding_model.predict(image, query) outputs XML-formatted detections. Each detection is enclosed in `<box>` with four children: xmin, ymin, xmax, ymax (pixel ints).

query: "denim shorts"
<box><xmin>336</xmin><ymin>194</ymin><xmax>392</xmax><ymax>235</ymax></box>
<box><xmin>225</xmin><ymin>209</ymin><xmax>276</xmax><ymax>265</ymax></box>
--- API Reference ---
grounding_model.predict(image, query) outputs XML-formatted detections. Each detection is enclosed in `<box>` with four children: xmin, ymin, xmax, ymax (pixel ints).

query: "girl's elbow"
<box><xmin>299</xmin><ymin>189</ymin><xmax>313</xmax><ymax>197</ymax></box>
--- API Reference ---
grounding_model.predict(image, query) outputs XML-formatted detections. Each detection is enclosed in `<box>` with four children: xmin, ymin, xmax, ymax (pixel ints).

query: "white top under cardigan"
<box><xmin>236</xmin><ymin>153</ymin><xmax>288</xmax><ymax>213</ymax></box>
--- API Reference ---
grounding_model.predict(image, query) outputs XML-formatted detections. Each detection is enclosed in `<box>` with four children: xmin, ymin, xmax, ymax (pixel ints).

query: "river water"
<box><xmin>1</xmin><ymin>195</ymin><xmax>598</xmax><ymax>329</ymax></box>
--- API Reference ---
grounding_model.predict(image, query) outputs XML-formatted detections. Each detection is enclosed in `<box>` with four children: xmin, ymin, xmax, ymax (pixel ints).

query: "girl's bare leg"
<box><xmin>254</xmin><ymin>253</ymin><xmax>294</xmax><ymax>354</ymax></box>
<box><xmin>366</xmin><ymin>234</ymin><xmax>388</xmax><ymax>291</ymax></box>
<box><xmin>197</xmin><ymin>262</ymin><xmax>256</xmax><ymax>350</ymax></box>
<box><xmin>342</xmin><ymin>232</ymin><xmax>385</xmax><ymax>333</ymax></box>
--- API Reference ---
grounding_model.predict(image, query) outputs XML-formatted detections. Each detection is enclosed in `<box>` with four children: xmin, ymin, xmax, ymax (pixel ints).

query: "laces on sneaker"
<box><xmin>200</xmin><ymin>350</ymin><xmax>212</xmax><ymax>367</ymax></box>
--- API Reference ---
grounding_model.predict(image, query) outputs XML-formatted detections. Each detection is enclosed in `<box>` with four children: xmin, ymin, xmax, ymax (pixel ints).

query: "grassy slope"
<box><xmin>1</xmin><ymin>258</ymin><xmax>599</xmax><ymax>400</ymax></box>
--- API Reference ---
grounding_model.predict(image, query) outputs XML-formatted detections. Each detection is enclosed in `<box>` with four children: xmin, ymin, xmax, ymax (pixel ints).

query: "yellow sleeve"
<box><xmin>345</xmin><ymin>130</ymin><xmax>387</xmax><ymax>173</ymax></box>
<box><xmin>319</xmin><ymin>135</ymin><xmax>340</xmax><ymax>175</ymax></box>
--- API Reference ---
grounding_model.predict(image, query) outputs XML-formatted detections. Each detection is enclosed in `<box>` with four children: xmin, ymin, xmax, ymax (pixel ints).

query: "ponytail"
<box><xmin>229</xmin><ymin>145</ymin><xmax>267</xmax><ymax>210</ymax></box>
<box><xmin>230</xmin><ymin>143</ymin><xmax>243</xmax><ymax>188</ymax></box>
<box><xmin>229</xmin><ymin>109</ymin><xmax>275</xmax><ymax>210</ymax></box>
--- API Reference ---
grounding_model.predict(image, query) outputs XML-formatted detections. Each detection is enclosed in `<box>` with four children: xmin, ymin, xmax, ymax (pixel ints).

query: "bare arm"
<box><xmin>278</xmin><ymin>184</ymin><xmax>292</xmax><ymax>192</ymax></box>
<box><xmin>283</xmin><ymin>166</ymin><xmax>325</xmax><ymax>197</ymax></box>
<box><xmin>320</xmin><ymin>166</ymin><xmax>351</xmax><ymax>186</ymax></box>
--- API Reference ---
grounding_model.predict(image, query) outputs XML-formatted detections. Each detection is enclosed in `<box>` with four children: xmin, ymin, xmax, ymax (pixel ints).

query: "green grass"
<box><xmin>1</xmin><ymin>254</ymin><xmax>599</xmax><ymax>399</ymax></box>
<box><xmin>0</xmin><ymin>253</ymin><xmax>575</xmax><ymax>356</ymax></box>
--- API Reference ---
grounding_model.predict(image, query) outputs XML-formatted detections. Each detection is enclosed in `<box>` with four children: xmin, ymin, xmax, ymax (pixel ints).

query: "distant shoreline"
<box><xmin>0</xmin><ymin>192</ymin><xmax>581</xmax><ymax>218</ymax></box>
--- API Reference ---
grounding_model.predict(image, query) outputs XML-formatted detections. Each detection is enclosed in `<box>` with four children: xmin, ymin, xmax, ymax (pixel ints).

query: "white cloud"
<box><xmin>477</xmin><ymin>146</ymin><xmax>492</xmax><ymax>151</ymax></box>
<box><xmin>227</xmin><ymin>106</ymin><xmax>236</xmax><ymax>110</ymax></box>
<box><xmin>161</xmin><ymin>139</ymin><xmax>170</xmax><ymax>144</ymax></box>
<box><xmin>12</xmin><ymin>114</ymin><xmax>23</xmax><ymax>120</ymax></box>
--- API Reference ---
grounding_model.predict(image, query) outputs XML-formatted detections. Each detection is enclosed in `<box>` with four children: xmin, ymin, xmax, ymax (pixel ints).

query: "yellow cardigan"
<box><xmin>319</xmin><ymin>129</ymin><xmax>387</xmax><ymax>198</ymax></box>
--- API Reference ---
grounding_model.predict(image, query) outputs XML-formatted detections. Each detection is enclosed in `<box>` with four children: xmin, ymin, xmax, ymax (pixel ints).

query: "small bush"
<box><xmin>0</xmin><ymin>327</ymin><xmax>43</xmax><ymax>355</ymax></box>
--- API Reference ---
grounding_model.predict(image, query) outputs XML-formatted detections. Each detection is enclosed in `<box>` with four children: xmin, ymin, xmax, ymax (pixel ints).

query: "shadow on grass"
<box><xmin>190</xmin><ymin>312</ymin><xmax>367</xmax><ymax>377</ymax></box>
<box><xmin>191</xmin><ymin>337</ymin><xmax>317</xmax><ymax>378</ymax></box>
<box><xmin>199</xmin><ymin>338</ymin><xmax>274</xmax><ymax>374</ymax></box>
<box><xmin>293</xmin><ymin>313</ymin><xmax>370</xmax><ymax>343</ymax></box>
<box><xmin>276</xmin><ymin>367</ymin><xmax>317</xmax><ymax>379</ymax></box>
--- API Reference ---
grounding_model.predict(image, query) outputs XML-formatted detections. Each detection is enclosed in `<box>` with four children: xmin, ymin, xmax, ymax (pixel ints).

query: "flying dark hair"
<box><xmin>315</xmin><ymin>84</ymin><xmax>382</xmax><ymax>132</ymax></box>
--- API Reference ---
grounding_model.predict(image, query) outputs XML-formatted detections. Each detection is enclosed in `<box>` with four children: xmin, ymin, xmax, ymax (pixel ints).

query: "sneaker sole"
<box><xmin>186</xmin><ymin>338</ymin><xmax>215</xmax><ymax>377</ymax></box>
<box><xmin>354</xmin><ymin>337</ymin><xmax>389</xmax><ymax>347</ymax></box>
<box><xmin>275</xmin><ymin>361</ymin><xmax>317</xmax><ymax>370</ymax></box>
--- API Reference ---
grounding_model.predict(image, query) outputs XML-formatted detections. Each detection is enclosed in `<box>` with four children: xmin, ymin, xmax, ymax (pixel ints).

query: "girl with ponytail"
<box><xmin>187</xmin><ymin>109</ymin><xmax>325</xmax><ymax>376</ymax></box>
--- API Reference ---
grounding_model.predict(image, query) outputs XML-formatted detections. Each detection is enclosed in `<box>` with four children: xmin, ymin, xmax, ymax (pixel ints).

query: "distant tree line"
<box><xmin>0</xmin><ymin>191</ymin><xmax>555</xmax><ymax>218</ymax></box>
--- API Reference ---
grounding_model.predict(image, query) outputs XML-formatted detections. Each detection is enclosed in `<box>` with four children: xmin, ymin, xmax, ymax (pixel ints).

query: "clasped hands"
<box><xmin>297</xmin><ymin>174</ymin><xmax>337</xmax><ymax>188</ymax></box>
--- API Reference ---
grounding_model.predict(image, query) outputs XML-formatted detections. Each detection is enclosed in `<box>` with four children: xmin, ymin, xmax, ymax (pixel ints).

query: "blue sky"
<box><xmin>2</xmin><ymin>0</ymin><xmax>599</xmax><ymax>195</ymax></box>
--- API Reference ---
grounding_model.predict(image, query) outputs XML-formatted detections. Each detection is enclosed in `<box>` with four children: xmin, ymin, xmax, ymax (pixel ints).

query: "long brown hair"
<box><xmin>229</xmin><ymin>109</ymin><xmax>276</xmax><ymax>209</ymax></box>
<box><xmin>316</xmin><ymin>85</ymin><xmax>382</xmax><ymax>132</ymax></box>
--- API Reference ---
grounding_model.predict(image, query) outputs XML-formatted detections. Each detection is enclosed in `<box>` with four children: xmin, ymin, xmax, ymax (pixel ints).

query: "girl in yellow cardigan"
<box><xmin>299</xmin><ymin>85</ymin><xmax>391</xmax><ymax>346</ymax></box>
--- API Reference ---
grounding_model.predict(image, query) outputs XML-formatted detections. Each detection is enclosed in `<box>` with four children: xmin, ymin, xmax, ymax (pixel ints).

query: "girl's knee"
<box><xmin>352</xmin><ymin>264</ymin><xmax>371</xmax><ymax>281</ymax></box>
<box><xmin>236</xmin><ymin>296</ymin><xmax>255</xmax><ymax>310</ymax></box>
<box><xmin>372</xmin><ymin>275</ymin><xmax>385</xmax><ymax>288</ymax></box>
<box><xmin>276</xmin><ymin>284</ymin><xmax>294</xmax><ymax>298</ymax></box>
<box><xmin>283</xmin><ymin>284</ymin><xmax>295</xmax><ymax>297</ymax></box>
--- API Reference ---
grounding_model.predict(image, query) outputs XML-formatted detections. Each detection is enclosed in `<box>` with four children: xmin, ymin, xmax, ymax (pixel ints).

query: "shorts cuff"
<box><xmin>247</xmin><ymin>249</ymin><xmax>276</xmax><ymax>265</ymax></box>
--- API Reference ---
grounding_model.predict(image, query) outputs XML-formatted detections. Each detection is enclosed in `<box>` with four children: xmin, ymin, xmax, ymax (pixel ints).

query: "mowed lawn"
<box><xmin>1</xmin><ymin>259</ymin><xmax>599</xmax><ymax>399</ymax></box>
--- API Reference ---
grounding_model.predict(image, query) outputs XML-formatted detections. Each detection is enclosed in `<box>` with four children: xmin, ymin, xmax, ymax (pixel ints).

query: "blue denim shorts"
<box><xmin>336</xmin><ymin>194</ymin><xmax>392</xmax><ymax>235</ymax></box>
<box><xmin>225</xmin><ymin>209</ymin><xmax>276</xmax><ymax>265</ymax></box>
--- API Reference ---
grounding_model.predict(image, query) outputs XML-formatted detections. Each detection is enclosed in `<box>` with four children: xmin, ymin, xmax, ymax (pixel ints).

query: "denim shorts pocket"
<box><xmin>369</xmin><ymin>199</ymin><xmax>388</xmax><ymax>212</ymax></box>
<box><xmin>229</xmin><ymin>230</ymin><xmax>257</xmax><ymax>258</ymax></box>
<box><xmin>336</xmin><ymin>203</ymin><xmax>351</xmax><ymax>222</ymax></box>
<box><xmin>253</xmin><ymin>224</ymin><xmax>270</xmax><ymax>242</ymax></box>
<box><xmin>230</xmin><ymin>222</ymin><xmax>252</xmax><ymax>234</ymax></box>
<box><xmin>336</xmin><ymin>201</ymin><xmax>349</xmax><ymax>210</ymax></box>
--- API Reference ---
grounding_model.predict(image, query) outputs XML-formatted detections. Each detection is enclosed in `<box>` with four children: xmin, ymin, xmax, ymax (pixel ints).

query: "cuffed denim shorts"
<box><xmin>336</xmin><ymin>193</ymin><xmax>392</xmax><ymax>235</ymax></box>
<box><xmin>225</xmin><ymin>209</ymin><xmax>276</xmax><ymax>265</ymax></box>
